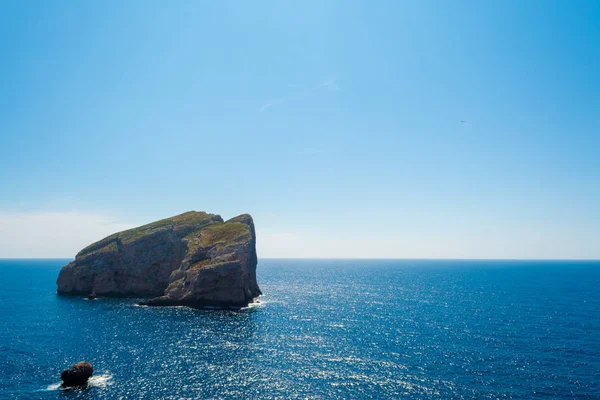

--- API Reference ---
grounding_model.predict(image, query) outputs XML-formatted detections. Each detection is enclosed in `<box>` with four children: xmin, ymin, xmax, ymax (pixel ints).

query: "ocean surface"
<box><xmin>0</xmin><ymin>259</ymin><xmax>599</xmax><ymax>399</ymax></box>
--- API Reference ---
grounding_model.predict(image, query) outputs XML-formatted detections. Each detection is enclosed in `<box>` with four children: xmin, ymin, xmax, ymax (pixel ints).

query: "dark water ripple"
<box><xmin>0</xmin><ymin>259</ymin><xmax>598</xmax><ymax>399</ymax></box>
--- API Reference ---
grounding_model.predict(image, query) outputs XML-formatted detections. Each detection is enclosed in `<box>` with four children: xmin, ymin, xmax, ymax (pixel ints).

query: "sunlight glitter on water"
<box><xmin>4</xmin><ymin>259</ymin><xmax>599</xmax><ymax>399</ymax></box>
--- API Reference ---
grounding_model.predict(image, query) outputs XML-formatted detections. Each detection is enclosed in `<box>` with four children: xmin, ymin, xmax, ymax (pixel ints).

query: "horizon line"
<box><xmin>1</xmin><ymin>257</ymin><xmax>598</xmax><ymax>262</ymax></box>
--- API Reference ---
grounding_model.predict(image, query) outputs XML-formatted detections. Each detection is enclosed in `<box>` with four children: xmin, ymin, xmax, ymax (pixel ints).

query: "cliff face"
<box><xmin>56</xmin><ymin>211</ymin><xmax>261</xmax><ymax>307</ymax></box>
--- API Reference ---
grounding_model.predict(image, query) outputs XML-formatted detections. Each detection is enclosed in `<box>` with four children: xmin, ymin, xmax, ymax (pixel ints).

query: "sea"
<box><xmin>0</xmin><ymin>259</ymin><xmax>598</xmax><ymax>399</ymax></box>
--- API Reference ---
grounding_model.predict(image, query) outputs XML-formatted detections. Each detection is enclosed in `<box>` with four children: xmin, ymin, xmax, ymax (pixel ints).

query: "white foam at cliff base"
<box><xmin>44</xmin><ymin>382</ymin><xmax>61</xmax><ymax>391</ymax></box>
<box><xmin>88</xmin><ymin>374</ymin><xmax>112</xmax><ymax>388</ymax></box>
<box><xmin>44</xmin><ymin>374</ymin><xmax>112</xmax><ymax>391</ymax></box>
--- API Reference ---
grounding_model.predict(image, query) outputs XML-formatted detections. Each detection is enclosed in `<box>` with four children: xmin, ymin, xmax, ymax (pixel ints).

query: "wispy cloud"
<box><xmin>258</xmin><ymin>97</ymin><xmax>286</xmax><ymax>112</ymax></box>
<box><xmin>312</xmin><ymin>79</ymin><xmax>339</xmax><ymax>92</ymax></box>
<box><xmin>258</xmin><ymin>78</ymin><xmax>339</xmax><ymax>112</ymax></box>
<box><xmin>0</xmin><ymin>210</ymin><xmax>137</xmax><ymax>258</ymax></box>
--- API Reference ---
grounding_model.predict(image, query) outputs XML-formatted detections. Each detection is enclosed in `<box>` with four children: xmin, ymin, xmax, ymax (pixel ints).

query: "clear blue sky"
<box><xmin>1</xmin><ymin>1</ymin><xmax>598</xmax><ymax>258</ymax></box>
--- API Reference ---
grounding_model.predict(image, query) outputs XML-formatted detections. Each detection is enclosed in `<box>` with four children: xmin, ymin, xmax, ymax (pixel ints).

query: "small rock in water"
<box><xmin>61</xmin><ymin>361</ymin><xmax>94</xmax><ymax>387</ymax></box>
<box><xmin>87</xmin><ymin>292</ymin><xmax>96</xmax><ymax>300</ymax></box>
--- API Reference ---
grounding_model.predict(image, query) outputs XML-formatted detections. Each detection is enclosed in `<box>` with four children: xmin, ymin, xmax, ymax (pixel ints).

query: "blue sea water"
<box><xmin>0</xmin><ymin>259</ymin><xmax>599</xmax><ymax>399</ymax></box>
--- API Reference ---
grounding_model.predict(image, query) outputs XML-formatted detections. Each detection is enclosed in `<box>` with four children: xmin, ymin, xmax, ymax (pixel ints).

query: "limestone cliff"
<box><xmin>56</xmin><ymin>211</ymin><xmax>261</xmax><ymax>307</ymax></box>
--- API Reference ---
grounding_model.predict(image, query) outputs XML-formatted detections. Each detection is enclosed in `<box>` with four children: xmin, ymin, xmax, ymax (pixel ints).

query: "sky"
<box><xmin>0</xmin><ymin>0</ymin><xmax>599</xmax><ymax>259</ymax></box>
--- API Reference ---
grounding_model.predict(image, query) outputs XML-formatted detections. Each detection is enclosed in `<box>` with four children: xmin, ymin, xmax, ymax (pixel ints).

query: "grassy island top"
<box><xmin>76</xmin><ymin>211</ymin><xmax>250</xmax><ymax>258</ymax></box>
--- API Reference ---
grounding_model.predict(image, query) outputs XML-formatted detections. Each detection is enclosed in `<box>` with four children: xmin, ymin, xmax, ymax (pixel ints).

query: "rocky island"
<box><xmin>56</xmin><ymin>211</ymin><xmax>261</xmax><ymax>308</ymax></box>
